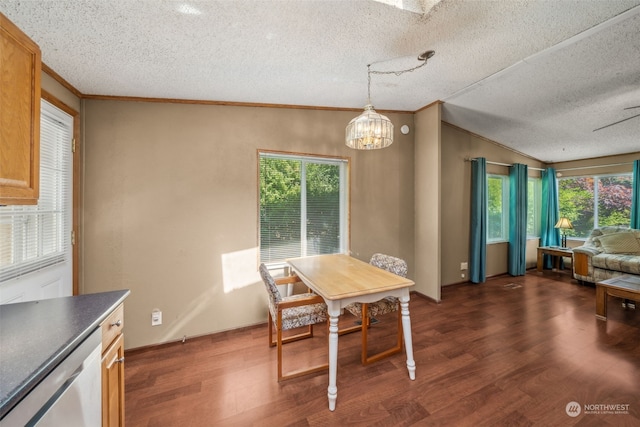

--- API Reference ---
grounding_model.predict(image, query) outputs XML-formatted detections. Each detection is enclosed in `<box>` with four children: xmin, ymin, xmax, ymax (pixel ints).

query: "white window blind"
<box><xmin>0</xmin><ymin>101</ymin><xmax>73</xmax><ymax>282</ymax></box>
<box><xmin>259</xmin><ymin>152</ymin><xmax>348</xmax><ymax>264</ymax></box>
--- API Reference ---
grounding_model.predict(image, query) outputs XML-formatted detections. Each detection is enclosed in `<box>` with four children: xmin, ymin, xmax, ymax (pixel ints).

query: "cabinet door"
<box><xmin>102</xmin><ymin>333</ymin><xmax>125</xmax><ymax>427</ymax></box>
<box><xmin>0</xmin><ymin>13</ymin><xmax>41</xmax><ymax>205</ymax></box>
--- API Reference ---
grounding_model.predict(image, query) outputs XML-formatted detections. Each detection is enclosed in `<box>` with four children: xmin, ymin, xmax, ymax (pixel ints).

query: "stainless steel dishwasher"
<box><xmin>1</xmin><ymin>328</ymin><xmax>102</xmax><ymax>426</ymax></box>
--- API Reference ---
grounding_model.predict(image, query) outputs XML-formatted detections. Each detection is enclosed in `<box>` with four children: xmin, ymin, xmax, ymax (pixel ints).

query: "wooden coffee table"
<box><xmin>595</xmin><ymin>275</ymin><xmax>640</xmax><ymax>320</ymax></box>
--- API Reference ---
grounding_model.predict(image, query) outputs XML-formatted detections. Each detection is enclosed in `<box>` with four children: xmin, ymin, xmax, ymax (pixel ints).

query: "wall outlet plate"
<box><xmin>151</xmin><ymin>309</ymin><xmax>162</xmax><ymax>326</ymax></box>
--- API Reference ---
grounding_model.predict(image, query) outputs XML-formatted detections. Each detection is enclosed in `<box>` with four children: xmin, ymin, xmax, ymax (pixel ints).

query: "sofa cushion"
<box><xmin>593</xmin><ymin>232</ymin><xmax>640</xmax><ymax>254</ymax></box>
<box><xmin>588</xmin><ymin>227</ymin><xmax>635</xmax><ymax>251</ymax></box>
<box><xmin>592</xmin><ymin>254</ymin><xmax>640</xmax><ymax>275</ymax></box>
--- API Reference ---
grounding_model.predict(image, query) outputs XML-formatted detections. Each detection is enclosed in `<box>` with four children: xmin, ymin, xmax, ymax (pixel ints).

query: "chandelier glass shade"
<box><xmin>345</xmin><ymin>50</ymin><xmax>434</xmax><ymax>150</ymax></box>
<box><xmin>345</xmin><ymin>104</ymin><xmax>394</xmax><ymax>150</ymax></box>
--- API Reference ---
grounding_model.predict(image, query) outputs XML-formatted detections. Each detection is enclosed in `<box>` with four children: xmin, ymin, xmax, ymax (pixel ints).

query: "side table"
<box><xmin>537</xmin><ymin>246</ymin><xmax>573</xmax><ymax>273</ymax></box>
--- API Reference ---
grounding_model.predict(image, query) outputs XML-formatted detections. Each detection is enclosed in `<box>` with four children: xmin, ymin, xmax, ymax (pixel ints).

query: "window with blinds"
<box><xmin>259</xmin><ymin>151</ymin><xmax>348</xmax><ymax>264</ymax></box>
<box><xmin>0</xmin><ymin>100</ymin><xmax>73</xmax><ymax>282</ymax></box>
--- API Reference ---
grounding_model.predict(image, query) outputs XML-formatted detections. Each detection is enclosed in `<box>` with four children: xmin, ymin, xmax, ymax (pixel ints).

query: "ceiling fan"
<box><xmin>593</xmin><ymin>106</ymin><xmax>640</xmax><ymax>132</ymax></box>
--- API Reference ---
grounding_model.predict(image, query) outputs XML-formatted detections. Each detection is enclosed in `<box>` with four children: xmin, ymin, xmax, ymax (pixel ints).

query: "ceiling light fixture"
<box><xmin>176</xmin><ymin>3</ymin><xmax>202</xmax><ymax>15</ymax></box>
<box><xmin>345</xmin><ymin>50</ymin><xmax>435</xmax><ymax>150</ymax></box>
<box><xmin>372</xmin><ymin>0</ymin><xmax>442</xmax><ymax>15</ymax></box>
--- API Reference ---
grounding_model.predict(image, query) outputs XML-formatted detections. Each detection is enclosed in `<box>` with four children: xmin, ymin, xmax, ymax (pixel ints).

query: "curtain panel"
<box><xmin>540</xmin><ymin>167</ymin><xmax>561</xmax><ymax>269</ymax></box>
<box><xmin>508</xmin><ymin>164</ymin><xmax>528</xmax><ymax>276</ymax></box>
<box><xmin>631</xmin><ymin>159</ymin><xmax>640</xmax><ymax>229</ymax></box>
<box><xmin>470</xmin><ymin>158</ymin><xmax>487</xmax><ymax>283</ymax></box>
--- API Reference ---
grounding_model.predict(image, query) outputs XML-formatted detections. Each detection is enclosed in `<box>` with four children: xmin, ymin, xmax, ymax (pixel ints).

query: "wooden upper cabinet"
<box><xmin>0</xmin><ymin>13</ymin><xmax>41</xmax><ymax>205</ymax></box>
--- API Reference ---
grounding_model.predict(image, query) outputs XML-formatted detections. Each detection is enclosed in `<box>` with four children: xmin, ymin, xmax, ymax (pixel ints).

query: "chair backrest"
<box><xmin>370</xmin><ymin>253</ymin><xmax>407</xmax><ymax>278</ymax></box>
<box><xmin>259</xmin><ymin>263</ymin><xmax>282</xmax><ymax>308</ymax></box>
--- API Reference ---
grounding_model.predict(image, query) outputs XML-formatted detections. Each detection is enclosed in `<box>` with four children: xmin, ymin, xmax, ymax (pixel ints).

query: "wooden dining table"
<box><xmin>287</xmin><ymin>253</ymin><xmax>416</xmax><ymax>411</ymax></box>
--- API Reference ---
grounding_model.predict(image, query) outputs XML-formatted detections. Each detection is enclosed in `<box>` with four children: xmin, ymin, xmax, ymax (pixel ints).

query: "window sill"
<box><xmin>487</xmin><ymin>240</ymin><xmax>508</xmax><ymax>245</ymax></box>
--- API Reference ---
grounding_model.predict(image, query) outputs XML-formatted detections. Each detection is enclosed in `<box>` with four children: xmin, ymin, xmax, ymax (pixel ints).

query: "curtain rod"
<box><xmin>465</xmin><ymin>157</ymin><xmax>545</xmax><ymax>172</ymax></box>
<box><xmin>555</xmin><ymin>161</ymin><xmax>634</xmax><ymax>172</ymax></box>
<box><xmin>466</xmin><ymin>158</ymin><xmax>636</xmax><ymax>173</ymax></box>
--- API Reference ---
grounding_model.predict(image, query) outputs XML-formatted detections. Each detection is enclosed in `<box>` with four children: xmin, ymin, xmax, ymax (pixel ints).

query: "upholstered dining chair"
<box><xmin>259</xmin><ymin>263</ymin><xmax>329</xmax><ymax>381</ymax></box>
<box><xmin>344</xmin><ymin>253</ymin><xmax>406</xmax><ymax>365</ymax></box>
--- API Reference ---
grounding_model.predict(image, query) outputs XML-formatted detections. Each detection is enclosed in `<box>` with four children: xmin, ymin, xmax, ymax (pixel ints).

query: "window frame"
<box><xmin>558</xmin><ymin>173</ymin><xmax>633</xmax><ymax>239</ymax></box>
<box><xmin>527</xmin><ymin>177</ymin><xmax>541</xmax><ymax>239</ymax></box>
<box><xmin>257</xmin><ymin>150</ymin><xmax>350</xmax><ymax>267</ymax></box>
<box><xmin>0</xmin><ymin>100</ymin><xmax>73</xmax><ymax>283</ymax></box>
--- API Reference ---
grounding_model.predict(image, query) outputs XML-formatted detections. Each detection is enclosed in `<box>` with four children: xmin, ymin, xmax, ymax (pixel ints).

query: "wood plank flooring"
<box><xmin>124</xmin><ymin>272</ymin><xmax>640</xmax><ymax>426</ymax></box>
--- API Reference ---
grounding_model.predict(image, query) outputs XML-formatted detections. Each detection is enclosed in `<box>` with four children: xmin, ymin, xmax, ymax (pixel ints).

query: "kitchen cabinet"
<box><xmin>0</xmin><ymin>290</ymin><xmax>130</xmax><ymax>425</ymax></box>
<box><xmin>101</xmin><ymin>303</ymin><xmax>125</xmax><ymax>427</ymax></box>
<box><xmin>0</xmin><ymin>12</ymin><xmax>41</xmax><ymax>205</ymax></box>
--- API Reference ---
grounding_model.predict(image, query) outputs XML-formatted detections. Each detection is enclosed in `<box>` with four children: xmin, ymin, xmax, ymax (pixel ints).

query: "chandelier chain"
<box><xmin>369</xmin><ymin>59</ymin><xmax>430</xmax><ymax>77</ymax></box>
<box><xmin>366</xmin><ymin>54</ymin><xmax>433</xmax><ymax>104</ymax></box>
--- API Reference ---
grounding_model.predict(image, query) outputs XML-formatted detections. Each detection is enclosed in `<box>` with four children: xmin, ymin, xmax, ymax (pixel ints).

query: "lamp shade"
<box><xmin>554</xmin><ymin>217</ymin><xmax>573</xmax><ymax>229</ymax></box>
<box><xmin>345</xmin><ymin>104</ymin><xmax>393</xmax><ymax>150</ymax></box>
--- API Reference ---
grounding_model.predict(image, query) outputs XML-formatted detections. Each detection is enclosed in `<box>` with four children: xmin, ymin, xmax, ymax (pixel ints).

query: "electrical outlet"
<box><xmin>151</xmin><ymin>309</ymin><xmax>162</xmax><ymax>326</ymax></box>
<box><xmin>461</xmin><ymin>273</ymin><xmax>466</xmax><ymax>278</ymax></box>
<box><xmin>461</xmin><ymin>262</ymin><xmax>468</xmax><ymax>270</ymax></box>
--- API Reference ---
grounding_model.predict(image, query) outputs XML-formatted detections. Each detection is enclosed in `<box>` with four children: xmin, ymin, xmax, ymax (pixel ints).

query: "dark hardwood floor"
<box><xmin>124</xmin><ymin>272</ymin><xmax>640</xmax><ymax>426</ymax></box>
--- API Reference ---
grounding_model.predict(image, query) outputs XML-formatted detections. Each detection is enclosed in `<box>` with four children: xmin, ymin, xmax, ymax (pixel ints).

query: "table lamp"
<box><xmin>554</xmin><ymin>217</ymin><xmax>573</xmax><ymax>247</ymax></box>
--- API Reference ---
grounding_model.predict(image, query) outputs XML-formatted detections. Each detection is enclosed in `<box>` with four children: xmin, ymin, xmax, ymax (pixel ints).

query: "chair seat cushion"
<box><xmin>270</xmin><ymin>293</ymin><xmax>328</xmax><ymax>330</ymax></box>
<box><xmin>345</xmin><ymin>297</ymin><xmax>399</xmax><ymax>318</ymax></box>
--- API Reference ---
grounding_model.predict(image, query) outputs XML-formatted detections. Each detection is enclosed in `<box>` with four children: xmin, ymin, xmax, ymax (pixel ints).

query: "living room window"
<box><xmin>258</xmin><ymin>151</ymin><xmax>349</xmax><ymax>265</ymax></box>
<box><xmin>558</xmin><ymin>174</ymin><xmax>632</xmax><ymax>238</ymax></box>
<box><xmin>527</xmin><ymin>177</ymin><xmax>541</xmax><ymax>237</ymax></box>
<box><xmin>487</xmin><ymin>174</ymin><xmax>509</xmax><ymax>243</ymax></box>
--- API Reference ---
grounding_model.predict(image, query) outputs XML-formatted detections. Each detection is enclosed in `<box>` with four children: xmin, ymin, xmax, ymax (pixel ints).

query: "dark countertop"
<box><xmin>0</xmin><ymin>290</ymin><xmax>130</xmax><ymax>420</ymax></box>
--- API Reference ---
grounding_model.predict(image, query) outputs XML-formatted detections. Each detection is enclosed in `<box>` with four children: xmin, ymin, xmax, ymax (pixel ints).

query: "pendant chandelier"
<box><xmin>345</xmin><ymin>50</ymin><xmax>435</xmax><ymax>150</ymax></box>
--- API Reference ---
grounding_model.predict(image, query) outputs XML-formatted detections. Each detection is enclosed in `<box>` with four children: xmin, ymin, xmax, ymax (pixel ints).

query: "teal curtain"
<box><xmin>508</xmin><ymin>164</ymin><xmax>528</xmax><ymax>276</ymax></box>
<box><xmin>540</xmin><ymin>167</ymin><xmax>560</xmax><ymax>268</ymax></box>
<box><xmin>470</xmin><ymin>158</ymin><xmax>487</xmax><ymax>283</ymax></box>
<box><xmin>631</xmin><ymin>160</ymin><xmax>640</xmax><ymax>229</ymax></box>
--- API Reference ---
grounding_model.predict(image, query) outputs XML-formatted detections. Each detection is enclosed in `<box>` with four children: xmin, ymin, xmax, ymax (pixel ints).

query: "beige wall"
<box><xmin>78</xmin><ymin>96</ymin><xmax>639</xmax><ymax>350</ymax></box>
<box><xmin>440</xmin><ymin>123</ymin><xmax>546</xmax><ymax>286</ymax></box>
<box><xmin>81</xmin><ymin>100</ymin><xmax>415</xmax><ymax>349</ymax></box>
<box><xmin>414</xmin><ymin>103</ymin><xmax>441</xmax><ymax>301</ymax></box>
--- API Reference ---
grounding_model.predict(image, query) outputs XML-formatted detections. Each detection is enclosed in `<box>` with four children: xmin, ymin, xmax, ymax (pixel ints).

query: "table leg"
<box><xmin>400</xmin><ymin>297</ymin><xmax>416</xmax><ymax>380</ymax></box>
<box><xmin>595</xmin><ymin>285</ymin><xmax>607</xmax><ymax>320</ymax></box>
<box><xmin>327</xmin><ymin>309</ymin><xmax>339</xmax><ymax>411</ymax></box>
<box><xmin>537</xmin><ymin>249</ymin><xmax>543</xmax><ymax>272</ymax></box>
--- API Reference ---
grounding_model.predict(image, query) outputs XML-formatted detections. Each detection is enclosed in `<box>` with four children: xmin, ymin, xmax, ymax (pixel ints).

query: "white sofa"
<box><xmin>573</xmin><ymin>226</ymin><xmax>640</xmax><ymax>283</ymax></box>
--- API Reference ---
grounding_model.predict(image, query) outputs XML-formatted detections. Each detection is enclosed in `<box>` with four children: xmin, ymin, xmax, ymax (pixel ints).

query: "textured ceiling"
<box><xmin>1</xmin><ymin>0</ymin><xmax>639</xmax><ymax>162</ymax></box>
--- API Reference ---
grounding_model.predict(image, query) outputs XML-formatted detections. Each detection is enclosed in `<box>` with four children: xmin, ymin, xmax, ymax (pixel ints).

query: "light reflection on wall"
<box><xmin>221</xmin><ymin>247</ymin><xmax>261</xmax><ymax>293</ymax></box>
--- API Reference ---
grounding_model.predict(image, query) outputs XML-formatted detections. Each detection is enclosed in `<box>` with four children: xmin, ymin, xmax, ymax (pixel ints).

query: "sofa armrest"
<box><xmin>572</xmin><ymin>246</ymin><xmax>599</xmax><ymax>281</ymax></box>
<box><xmin>573</xmin><ymin>251</ymin><xmax>589</xmax><ymax>277</ymax></box>
<box><xmin>572</xmin><ymin>246</ymin><xmax>600</xmax><ymax>257</ymax></box>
